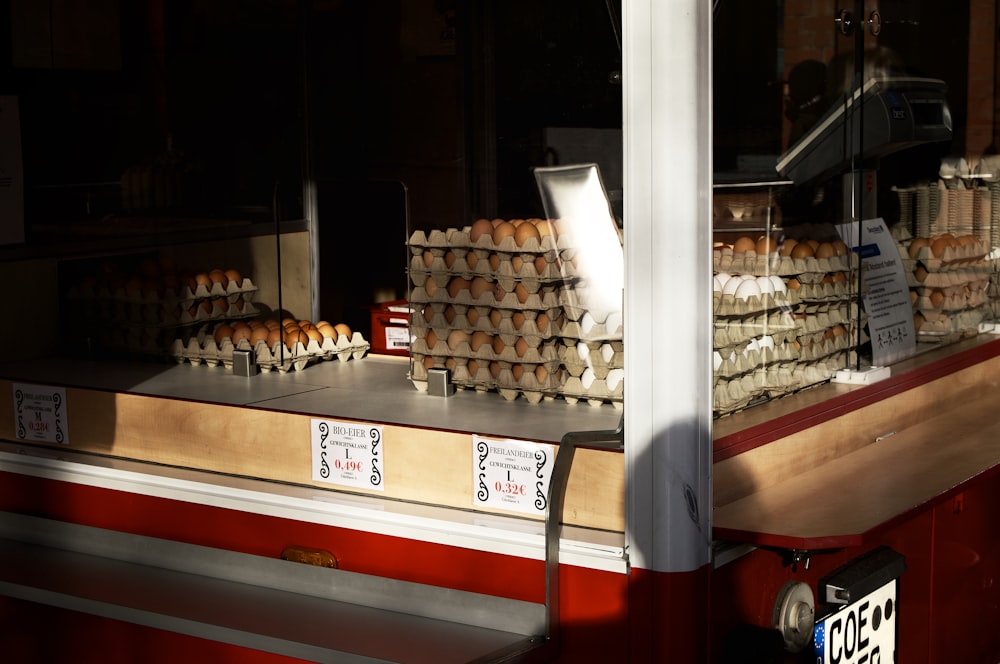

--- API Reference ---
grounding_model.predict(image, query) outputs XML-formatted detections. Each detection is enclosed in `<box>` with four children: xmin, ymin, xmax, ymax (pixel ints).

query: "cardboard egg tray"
<box><xmin>713</xmin><ymin>289</ymin><xmax>799</xmax><ymax>316</ymax></box>
<box><xmin>410</xmin><ymin>333</ymin><xmax>561</xmax><ymax>366</ymax></box>
<box><xmin>714</xmin><ymin>322</ymin><xmax>799</xmax><ymax>353</ymax></box>
<box><xmin>413</xmin><ymin>303</ymin><xmax>563</xmax><ymax>342</ymax></box>
<box><xmin>916</xmin><ymin>308</ymin><xmax>989</xmax><ymax>339</ymax></box>
<box><xmin>408</xmin><ymin>227</ymin><xmax>560</xmax><ymax>257</ymax></box>
<box><xmin>904</xmin><ymin>238</ymin><xmax>989</xmax><ymax>269</ymax></box>
<box><xmin>409</xmin><ymin>354</ymin><xmax>566</xmax><ymax>404</ymax></box>
<box><xmin>559</xmin><ymin>340</ymin><xmax>623</xmax><ymax>380</ymax></box>
<box><xmin>906</xmin><ymin>264</ymin><xmax>992</xmax><ymax>289</ymax></box>
<box><xmin>913</xmin><ymin>284</ymin><xmax>989</xmax><ymax>314</ymax></box>
<box><xmin>714</xmin><ymin>342</ymin><xmax>800</xmax><ymax>380</ymax></box>
<box><xmin>409</xmin><ymin>253</ymin><xmax>563</xmax><ymax>289</ymax></box>
<box><xmin>408</xmin><ymin>283</ymin><xmax>562</xmax><ymax>313</ymax></box>
<box><xmin>713</xmin><ymin>249</ymin><xmax>854</xmax><ymax>277</ymax></box>
<box><xmin>171</xmin><ymin>331</ymin><xmax>369</xmax><ymax>372</ymax></box>
<box><xmin>560</xmin><ymin>369</ymin><xmax>624</xmax><ymax>408</ymax></box>
<box><xmin>69</xmin><ymin>277</ymin><xmax>259</xmax><ymax>308</ymax></box>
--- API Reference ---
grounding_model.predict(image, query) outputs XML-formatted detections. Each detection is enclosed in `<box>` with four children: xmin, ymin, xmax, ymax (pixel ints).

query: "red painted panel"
<box><xmin>0</xmin><ymin>597</ymin><xmax>306</xmax><ymax>663</ymax></box>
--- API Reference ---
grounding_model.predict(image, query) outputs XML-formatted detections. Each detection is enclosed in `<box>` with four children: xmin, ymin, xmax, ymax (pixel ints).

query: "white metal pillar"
<box><xmin>623</xmin><ymin>0</ymin><xmax>714</xmax><ymax>575</ymax></box>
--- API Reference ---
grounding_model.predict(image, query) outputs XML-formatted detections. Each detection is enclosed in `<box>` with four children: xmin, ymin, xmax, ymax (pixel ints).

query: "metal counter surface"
<box><xmin>0</xmin><ymin>355</ymin><xmax>622</xmax><ymax>444</ymax></box>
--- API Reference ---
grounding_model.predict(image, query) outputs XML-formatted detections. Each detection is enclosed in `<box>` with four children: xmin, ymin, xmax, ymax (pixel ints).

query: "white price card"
<box><xmin>473</xmin><ymin>436</ymin><xmax>555</xmax><ymax>515</ymax></box>
<box><xmin>12</xmin><ymin>383</ymin><xmax>68</xmax><ymax>444</ymax></box>
<box><xmin>311</xmin><ymin>419</ymin><xmax>384</xmax><ymax>491</ymax></box>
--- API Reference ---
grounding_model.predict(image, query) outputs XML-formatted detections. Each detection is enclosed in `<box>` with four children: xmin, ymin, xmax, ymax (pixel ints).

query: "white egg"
<box><xmin>758</xmin><ymin>335</ymin><xmax>775</xmax><ymax>350</ymax></box>
<box><xmin>713</xmin><ymin>351</ymin><xmax>723</xmax><ymax>371</ymax></box>
<box><xmin>722</xmin><ymin>276</ymin><xmax>742</xmax><ymax>296</ymax></box>
<box><xmin>715</xmin><ymin>272</ymin><xmax>731</xmax><ymax>285</ymax></box>
<box><xmin>601</xmin><ymin>343</ymin><xmax>615</xmax><ymax>363</ymax></box>
<box><xmin>769</xmin><ymin>274</ymin><xmax>787</xmax><ymax>295</ymax></box>
<box><xmin>755</xmin><ymin>275</ymin><xmax>775</xmax><ymax>295</ymax></box>
<box><xmin>734</xmin><ymin>278</ymin><xmax>762</xmax><ymax>301</ymax></box>
<box><xmin>741</xmin><ymin>273</ymin><xmax>756</xmax><ymax>280</ymax></box>
<box><xmin>581</xmin><ymin>367</ymin><xmax>596</xmax><ymax>389</ymax></box>
<box><xmin>576</xmin><ymin>342</ymin><xmax>590</xmax><ymax>361</ymax></box>
<box><xmin>606</xmin><ymin>368</ymin><xmax>624</xmax><ymax>390</ymax></box>
<box><xmin>713</xmin><ymin>275</ymin><xmax>724</xmax><ymax>292</ymax></box>
<box><xmin>742</xmin><ymin>338</ymin><xmax>760</xmax><ymax>357</ymax></box>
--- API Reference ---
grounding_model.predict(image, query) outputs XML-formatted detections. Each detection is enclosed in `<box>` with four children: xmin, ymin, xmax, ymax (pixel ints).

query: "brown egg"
<box><xmin>208</xmin><ymin>269</ymin><xmax>229</xmax><ymax>289</ymax></box>
<box><xmin>467</xmin><ymin>359</ymin><xmax>480</xmax><ymax>375</ymax></box>
<box><xmin>806</xmin><ymin>239</ymin><xmax>820</xmax><ymax>250</ymax></box>
<box><xmin>266</xmin><ymin>328</ymin><xmax>282</xmax><ymax>348</ymax></box>
<box><xmin>423</xmin><ymin>355</ymin><xmax>437</xmax><ymax>370</ymax></box>
<box><xmin>511</xmin><ymin>218</ymin><xmax>525</xmax><ymax>227</ymax></box>
<box><xmin>491</xmin><ymin>335</ymin><xmax>506</xmax><ymax>354</ymax></box>
<box><xmin>425</xmin><ymin>329</ymin><xmax>439</xmax><ymax>348</ymax></box>
<box><xmin>514</xmin><ymin>222</ymin><xmax>542</xmax><ymax>247</ymax></box>
<box><xmin>299</xmin><ymin>320</ymin><xmax>316</xmax><ymax>331</ymax></box>
<box><xmin>512</xmin><ymin>311</ymin><xmax>526</xmax><ymax>330</ymax></box>
<box><xmin>444</xmin><ymin>251</ymin><xmax>457</xmax><ymax>268</ymax></box>
<box><xmin>424</xmin><ymin>276</ymin><xmax>438</xmax><ymax>297</ymax></box>
<box><xmin>535</xmin><ymin>364</ymin><xmax>549</xmax><ymax>382</ymax></box>
<box><xmin>213</xmin><ymin>324</ymin><xmax>235</xmax><ymax>345</ymax></box>
<box><xmin>929</xmin><ymin>289</ymin><xmax>945</xmax><ymax>308</ymax></box>
<box><xmin>489</xmin><ymin>309</ymin><xmax>503</xmax><ymax>328</ymax></box>
<box><xmin>264</xmin><ymin>318</ymin><xmax>281</xmax><ymax>330</ymax></box>
<box><xmin>334</xmin><ymin>323</ymin><xmax>352</xmax><ymax>339</ymax></box>
<box><xmin>786</xmin><ymin>277</ymin><xmax>802</xmax><ymax>290</ymax></box>
<box><xmin>467</xmin><ymin>308</ymin><xmax>480</xmax><ymax>326</ymax></box>
<box><xmin>224</xmin><ymin>268</ymin><xmax>243</xmax><ymax>287</ymax></box>
<box><xmin>470</xmin><ymin>331</ymin><xmax>492</xmax><ymax>351</ymax></box>
<box><xmin>755</xmin><ymin>236</ymin><xmax>774</xmax><ymax>255</ymax></box>
<box><xmin>914</xmin><ymin>265</ymin><xmax>929</xmax><ymax>283</ymax></box>
<box><xmin>536</xmin><ymin>312</ymin><xmax>551</xmax><ymax>333</ymax></box>
<box><xmin>445</xmin><ymin>357</ymin><xmax>458</xmax><ymax>371</ymax></box>
<box><xmin>422</xmin><ymin>250</ymin><xmax>435</xmax><ymax>267</ymax></box>
<box><xmin>470</xmin><ymin>218</ymin><xmax>493</xmax><ymax>242</ymax></box>
<box><xmin>249</xmin><ymin>326</ymin><xmax>269</xmax><ymax>344</ymax></box>
<box><xmin>235</xmin><ymin>326</ymin><xmax>257</xmax><ymax>345</ymax></box>
<box><xmin>790</xmin><ymin>242</ymin><xmax>815</xmax><ymax>259</ymax></box>
<box><xmin>470</xmin><ymin>276</ymin><xmax>492</xmax><ymax>299</ymax></box>
<box><xmin>491</xmin><ymin>218</ymin><xmax>505</xmax><ymax>227</ymax></box>
<box><xmin>465</xmin><ymin>252</ymin><xmax>478</xmax><ymax>270</ymax></box>
<box><xmin>931</xmin><ymin>236</ymin><xmax>954</xmax><ymax>258</ymax></box>
<box><xmin>908</xmin><ymin>238</ymin><xmax>930</xmax><ymax>258</ymax></box>
<box><xmin>514</xmin><ymin>337</ymin><xmax>530</xmax><ymax>357</ymax></box>
<box><xmin>831</xmin><ymin>240</ymin><xmax>849</xmax><ymax>256</ymax></box>
<box><xmin>732</xmin><ymin>236</ymin><xmax>756</xmax><ymax>253</ymax></box>
<box><xmin>212</xmin><ymin>297</ymin><xmax>229</xmax><ymax>314</ymax></box>
<box><xmin>492</xmin><ymin>221</ymin><xmax>517</xmax><ymax>245</ymax></box>
<box><xmin>447</xmin><ymin>330</ymin><xmax>470</xmax><ymax>350</ymax></box>
<box><xmin>514</xmin><ymin>283</ymin><xmax>530</xmax><ymax>303</ymax></box>
<box><xmin>488</xmin><ymin>253</ymin><xmax>501</xmax><ymax>271</ymax></box>
<box><xmin>512</xmin><ymin>364</ymin><xmax>525</xmax><ymax>381</ymax></box>
<box><xmin>489</xmin><ymin>361</ymin><xmax>502</xmax><ymax>378</ymax></box>
<box><xmin>829</xmin><ymin>271</ymin><xmax>848</xmax><ymax>285</ymax></box>
<box><xmin>511</xmin><ymin>255</ymin><xmax>524</xmax><ymax>272</ymax></box>
<box><xmin>305</xmin><ymin>327</ymin><xmax>324</xmax><ymax>344</ymax></box>
<box><xmin>778</xmin><ymin>238</ymin><xmax>799</xmax><ymax>256</ymax></box>
<box><xmin>447</xmin><ymin>277</ymin><xmax>471</xmax><ymax>298</ymax></box>
<box><xmin>194</xmin><ymin>272</ymin><xmax>211</xmax><ymax>288</ymax></box>
<box><xmin>815</xmin><ymin>242</ymin><xmax>836</xmax><ymax>259</ymax></box>
<box><xmin>316</xmin><ymin>321</ymin><xmax>336</xmax><ymax>338</ymax></box>
<box><xmin>444</xmin><ymin>305</ymin><xmax>458</xmax><ymax>324</ymax></box>
<box><xmin>534</xmin><ymin>219</ymin><xmax>553</xmax><ymax>238</ymax></box>
<box><xmin>534</xmin><ymin>256</ymin><xmax>548</xmax><ymax>275</ymax></box>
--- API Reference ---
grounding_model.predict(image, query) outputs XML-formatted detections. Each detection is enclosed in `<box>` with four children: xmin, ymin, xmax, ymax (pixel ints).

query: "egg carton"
<box><xmin>907</xmin><ymin>265</ymin><xmax>992</xmax><ymax>289</ymax></box>
<box><xmin>714</xmin><ymin>250</ymin><xmax>853</xmax><ymax>277</ymax></box>
<box><xmin>412</xmin><ymin>322</ymin><xmax>556</xmax><ymax>355</ymax></box>
<box><xmin>558</xmin><ymin>370</ymin><xmax>624</xmax><ymax>408</ymax></box>
<box><xmin>914</xmin><ymin>288</ymin><xmax>989</xmax><ymax>313</ymax></box>
<box><xmin>713</xmin><ymin>290</ymin><xmax>798</xmax><ymax>317</ymax></box>
<box><xmin>713</xmin><ymin>343</ymin><xmax>800</xmax><ymax>380</ymax></box>
<box><xmin>713</xmin><ymin>372</ymin><xmax>769</xmax><ymax>413</ymax></box>
<box><xmin>408</xmin><ymin>355</ymin><xmax>565</xmax><ymax>403</ymax></box>
<box><xmin>408</xmin><ymin>284</ymin><xmax>562</xmax><ymax>313</ymax></box>
<box><xmin>904</xmin><ymin>238</ymin><xmax>989</xmax><ymax>269</ymax></box>
<box><xmin>171</xmin><ymin>332</ymin><xmax>369</xmax><ymax>371</ymax></box>
<box><xmin>410</xmin><ymin>271</ymin><xmax>560</xmax><ymax>301</ymax></box>
<box><xmin>559</xmin><ymin>340</ymin><xmax>623</xmax><ymax>380</ymax></box>
<box><xmin>916</xmin><ymin>308</ymin><xmax>989</xmax><ymax>336</ymax></box>
<box><xmin>409</xmin><ymin>252</ymin><xmax>563</xmax><ymax>287</ymax></box>
<box><xmin>556</xmin><ymin>317</ymin><xmax>623</xmax><ymax>342</ymax></box>
<box><xmin>713</xmin><ymin>310</ymin><xmax>799</xmax><ymax>349</ymax></box>
<box><xmin>412</xmin><ymin>335</ymin><xmax>561</xmax><ymax>366</ymax></box>
<box><xmin>787</xmin><ymin>279</ymin><xmax>854</xmax><ymax>304</ymax></box>
<box><xmin>413</xmin><ymin>303</ymin><xmax>564</xmax><ymax>341</ymax></box>
<box><xmin>408</xmin><ymin>226</ymin><xmax>560</xmax><ymax>258</ymax></box>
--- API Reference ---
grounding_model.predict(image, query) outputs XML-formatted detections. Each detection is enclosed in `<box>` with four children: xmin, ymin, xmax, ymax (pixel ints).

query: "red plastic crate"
<box><xmin>369</xmin><ymin>300</ymin><xmax>411</xmax><ymax>356</ymax></box>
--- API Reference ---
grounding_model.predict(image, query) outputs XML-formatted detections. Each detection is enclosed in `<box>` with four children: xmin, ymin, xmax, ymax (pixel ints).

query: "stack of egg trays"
<box><xmin>407</xmin><ymin>227</ymin><xmax>567</xmax><ymax>403</ymax></box>
<box><xmin>68</xmin><ymin>274</ymin><xmax>260</xmax><ymax>357</ymax></box>
<box><xmin>712</xmin><ymin>260</ymin><xmax>801</xmax><ymax>415</ymax></box>
<box><xmin>904</xmin><ymin>236</ymin><xmax>992</xmax><ymax>341</ymax></box>
<box><xmin>171</xmin><ymin>328</ymin><xmax>369</xmax><ymax>372</ymax></box>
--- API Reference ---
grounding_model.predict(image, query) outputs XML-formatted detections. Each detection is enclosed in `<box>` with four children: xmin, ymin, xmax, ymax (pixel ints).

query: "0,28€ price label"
<box><xmin>311</xmin><ymin>418</ymin><xmax>384</xmax><ymax>491</ymax></box>
<box><xmin>473</xmin><ymin>436</ymin><xmax>555</xmax><ymax>515</ymax></box>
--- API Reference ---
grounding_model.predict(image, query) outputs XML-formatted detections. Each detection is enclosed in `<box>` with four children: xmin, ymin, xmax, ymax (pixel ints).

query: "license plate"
<box><xmin>814</xmin><ymin>579</ymin><xmax>897</xmax><ymax>664</ymax></box>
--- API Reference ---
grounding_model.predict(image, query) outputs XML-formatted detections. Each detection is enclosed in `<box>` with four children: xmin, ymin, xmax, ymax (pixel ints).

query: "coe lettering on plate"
<box><xmin>814</xmin><ymin>579</ymin><xmax>896</xmax><ymax>664</ymax></box>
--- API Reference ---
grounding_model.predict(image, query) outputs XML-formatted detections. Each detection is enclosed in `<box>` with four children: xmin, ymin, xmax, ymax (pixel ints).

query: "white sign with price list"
<box><xmin>311</xmin><ymin>419</ymin><xmax>384</xmax><ymax>491</ymax></box>
<box><xmin>473</xmin><ymin>436</ymin><xmax>555</xmax><ymax>515</ymax></box>
<box><xmin>12</xmin><ymin>383</ymin><xmax>68</xmax><ymax>445</ymax></box>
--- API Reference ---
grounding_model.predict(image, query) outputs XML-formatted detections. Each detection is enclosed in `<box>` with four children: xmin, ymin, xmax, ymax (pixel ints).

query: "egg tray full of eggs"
<box><xmin>901</xmin><ymin>234</ymin><xmax>992</xmax><ymax>341</ymax></box>
<box><xmin>713</xmin><ymin>236</ymin><xmax>854</xmax><ymax>278</ymax></box>
<box><xmin>171</xmin><ymin>319</ymin><xmax>368</xmax><ymax>372</ymax></box>
<box><xmin>413</xmin><ymin>304</ymin><xmax>563</xmax><ymax>346</ymax></box>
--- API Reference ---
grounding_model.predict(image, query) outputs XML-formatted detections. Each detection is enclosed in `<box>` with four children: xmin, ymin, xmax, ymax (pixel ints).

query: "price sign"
<box><xmin>12</xmin><ymin>383</ymin><xmax>68</xmax><ymax>444</ymax></box>
<box><xmin>473</xmin><ymin>436</ymin><xmax>555</xmax><ymax>515</ymax></box>
<box><xmin>311</xmin><ymin>419</ymin><xmax>384</xmax><ymax>491</ymax></box>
